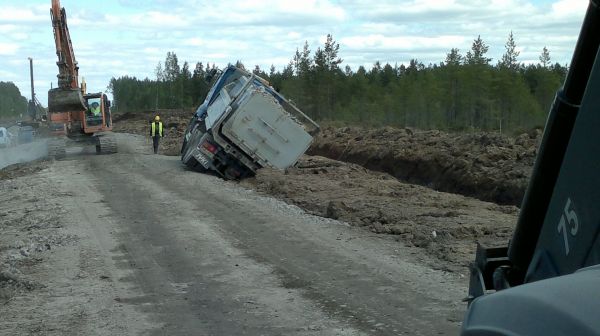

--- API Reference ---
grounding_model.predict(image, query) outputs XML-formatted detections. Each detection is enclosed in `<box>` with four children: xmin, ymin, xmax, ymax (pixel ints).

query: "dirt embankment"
<box><xmin>308</xmin><ymin>126</ymin><xmax>541</xmax><ymax>206</ymax></box>
<box><xmin>112</xmin><ymin>109</ymin><xmax>192</xmax><ymax>156</ymax></box>
<box><xmin>241</xmin><ymin>155</ymin><xmax>518</xmax><ymax>272</ymax></box>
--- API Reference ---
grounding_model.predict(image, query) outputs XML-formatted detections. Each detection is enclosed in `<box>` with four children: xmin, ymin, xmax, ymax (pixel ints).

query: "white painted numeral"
<box><xmin>557</xmin><ymin>198</ymin><xmax>579</xmax><ymax>256</ymax></box>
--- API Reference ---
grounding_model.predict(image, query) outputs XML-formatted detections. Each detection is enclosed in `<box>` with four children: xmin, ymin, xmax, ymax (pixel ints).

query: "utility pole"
<box><xmin>28</xmin><ymin>57</ymin><xmax>35</xmax><ymax>102</ymax></box>
<box><xmin>27</xmin><ymin>57</ymin><xmax>37</xmax><ymax>121</ymax></box>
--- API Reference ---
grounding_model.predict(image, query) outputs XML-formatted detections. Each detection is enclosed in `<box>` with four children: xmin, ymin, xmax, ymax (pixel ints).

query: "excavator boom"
<box><xmin>48</xmin><ymin>0</ymin><xmax>86</xmax><ymax>114</ymax></box>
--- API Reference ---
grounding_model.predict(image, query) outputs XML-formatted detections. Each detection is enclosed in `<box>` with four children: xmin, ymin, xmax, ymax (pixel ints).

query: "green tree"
<box><xmin>465</xmin><ymin>35</ymin><xmax>491</xmax><ymax>65</ymax></box>
<box><xmin>0</xmin><ymin>82</ymin><xmax>27</xmax><ymax>118</ymax></box>
<box><xmin>540</xmin><ymin>46</ymin><xmax>551</xmax><ymax>68</ymax></box>
<box><xmin>499</xmin><ymin>31</ymin><xmax>520</xmax><ymax>70</ymax></box>
<box><xmin>445</xmin><ymin>48</ymin><xmax>462</xmax><ymax>66</ymax></box>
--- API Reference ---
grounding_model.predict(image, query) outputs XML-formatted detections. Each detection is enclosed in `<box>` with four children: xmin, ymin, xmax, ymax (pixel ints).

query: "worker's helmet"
<box><xmin>91</xmin><ymin>102</ymin><xmax>99</xmax><ymax>107</ymax></box>
<box><xmin>154</xmin><ymin>115</ymin><xmax>160</xmax><ymax>121</ymax></box>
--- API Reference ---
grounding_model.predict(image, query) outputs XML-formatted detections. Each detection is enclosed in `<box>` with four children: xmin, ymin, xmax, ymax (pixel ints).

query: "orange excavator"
<box><xmin>47</xmin><ymin>0</ymin><xmax>117</xmax><ymax>158</ymax></box>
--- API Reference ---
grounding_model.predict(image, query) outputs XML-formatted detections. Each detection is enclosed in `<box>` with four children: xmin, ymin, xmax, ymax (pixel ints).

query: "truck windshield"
<box><xmin>86</xmin><ymin>97</ymin><xmax>103</xmax><ymax>126</ymax></box>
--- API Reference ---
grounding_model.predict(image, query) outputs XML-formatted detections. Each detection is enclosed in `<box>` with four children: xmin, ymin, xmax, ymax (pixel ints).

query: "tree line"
<box><xmin>109</xmin><ymin>33</ymin><xmax>567</xmax><ymax>133</ymax></box>
<box><xmin>0</xmin><ymin>82</ymin><xmax>27</xmax><ymax>119</ymax></box>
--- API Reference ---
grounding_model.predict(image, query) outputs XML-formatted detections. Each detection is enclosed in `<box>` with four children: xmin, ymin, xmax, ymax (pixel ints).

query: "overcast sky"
<box><xmin>0</xmin><ymin>0</ymin><xmax>588</xmax><ymax>107</ymax></box>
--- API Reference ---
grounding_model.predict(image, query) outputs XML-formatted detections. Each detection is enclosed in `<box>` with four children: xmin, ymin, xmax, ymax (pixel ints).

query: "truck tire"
<box><xmin>180</xmin><ymin>138</ymin><xmax>188</xmax><ymax>155</ymax></box>
<box><xmin>184</xmin><ymin>156</ymin><xmax>208</xmax><ymax>173</ymax></box>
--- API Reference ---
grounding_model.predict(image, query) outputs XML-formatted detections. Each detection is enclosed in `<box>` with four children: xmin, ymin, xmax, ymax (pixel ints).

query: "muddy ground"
<box><xmin>111</xmin><ymin>113</ymin><xmax>534</xmax><ymax>270</ymax></box>
<box><xmin>0</xmin><ymin>135</ymin><xmax>467</xmax><ymax>335</ymax></box>
<box><xmin>240</xmin><ymin>156</ymin><xmax>518</xmax><ymax>272</ymax></box>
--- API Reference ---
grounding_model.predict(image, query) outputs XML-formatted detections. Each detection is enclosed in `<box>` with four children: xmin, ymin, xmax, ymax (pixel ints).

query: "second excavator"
<box><xmin>47</xmin><ymin>0</ymin><xmax>117</xmax><ymax>158</ymax></box>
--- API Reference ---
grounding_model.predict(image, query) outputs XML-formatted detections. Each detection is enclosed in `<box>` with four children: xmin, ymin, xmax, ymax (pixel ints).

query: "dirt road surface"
<box><xmin>1</xmin><ymin>134</ymin><xmax>467</xmax><ymax>335</ymax></box>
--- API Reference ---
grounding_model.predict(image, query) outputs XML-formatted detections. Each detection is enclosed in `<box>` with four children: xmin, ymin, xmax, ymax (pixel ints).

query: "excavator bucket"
<box><xmin>48</xmin><ymin>87</ymin><xmax>86</xmax><ymax>113</ymax></box>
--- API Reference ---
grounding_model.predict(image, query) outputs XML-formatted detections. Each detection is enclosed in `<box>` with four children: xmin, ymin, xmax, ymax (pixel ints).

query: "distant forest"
<box><xmin>0</xmin><ymin>82</ymin><xmax>27</xmax><ymax>118</ymax></box>
<box><xmin>109</xmin><ymin>33</ymin><xmax>567</xmax><ymax>133</ymax></box>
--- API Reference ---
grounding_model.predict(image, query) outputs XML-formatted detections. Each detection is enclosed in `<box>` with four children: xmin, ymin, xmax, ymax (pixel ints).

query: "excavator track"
<box><xmin>47</xmin><ymin>138</ymin><xmax>66</xmax><ymax>159</ymax></box>
<box><xmin>96</xmin><ymin>134</ymin><xmax>118</xmax><ymax>154</ymax></box>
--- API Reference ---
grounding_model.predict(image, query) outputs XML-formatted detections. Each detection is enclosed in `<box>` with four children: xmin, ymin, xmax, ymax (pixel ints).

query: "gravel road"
<box><xmin>0</xmin><ymin>133</ymin><xmax>466</xmax><ymax>335</ymax></box>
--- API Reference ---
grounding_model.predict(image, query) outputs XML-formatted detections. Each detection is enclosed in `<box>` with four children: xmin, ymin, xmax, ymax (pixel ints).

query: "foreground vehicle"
<box><xmin>462</xmin><ymin>2</ymin><xmax>600</xmax><ymax>335</ymax></box>
<box><xmin>181</xmin><ymin>66</ymin><xmax>319</xmax><ymax>179</ymax></box>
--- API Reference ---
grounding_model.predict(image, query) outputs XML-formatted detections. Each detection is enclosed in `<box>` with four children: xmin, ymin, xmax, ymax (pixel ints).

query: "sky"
<box><xmin>0</xmin><ymin>0</ymin><xmax>589</xmax><ymax>108</ymax></box>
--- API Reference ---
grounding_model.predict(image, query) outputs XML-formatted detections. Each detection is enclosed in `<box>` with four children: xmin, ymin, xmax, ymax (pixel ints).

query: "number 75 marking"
<box><xmin>557</xmin><ymin>198</ymin><xmax>579</xmax><ymax>255</ymax></box>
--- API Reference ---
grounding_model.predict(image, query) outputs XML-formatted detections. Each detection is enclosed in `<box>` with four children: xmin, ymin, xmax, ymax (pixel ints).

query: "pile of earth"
<box><xmin>112</xmin><ymin>109</ymin><xmax>193</xmax><ymax>156</ymax></box>
<box><xmin>241</xmin><ymin>155</ymin><xmax>518</xmax><ymax>272</ymax></box>
<box><xmin>308</xmin><ymin>126</ymin><xmax>542</xmax><ymax>206</ymax></box>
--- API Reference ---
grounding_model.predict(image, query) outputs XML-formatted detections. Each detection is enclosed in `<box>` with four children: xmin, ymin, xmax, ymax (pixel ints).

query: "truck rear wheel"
<box><xmin>184</xmin><ymin>156</ymin><xmax>208</xmax><ymax>173</ymax></box>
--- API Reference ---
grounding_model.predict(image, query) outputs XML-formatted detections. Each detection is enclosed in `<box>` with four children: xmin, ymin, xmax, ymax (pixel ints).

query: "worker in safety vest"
<box><xmin>90</xmin><ymin>102</ymin><xmax>101</xmax><ymax>116</ymax></box>
<box><xmin>150</xmin><ymin>115</ymin><xmax>164</xmax><ymax>154</ymax></box>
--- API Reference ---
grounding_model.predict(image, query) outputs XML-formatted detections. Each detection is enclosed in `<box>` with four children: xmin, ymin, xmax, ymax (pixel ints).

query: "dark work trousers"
<box><xmin>152</xmin><ymin>136</ymin><xmax>161</xmax><ymax>154</ymax></box>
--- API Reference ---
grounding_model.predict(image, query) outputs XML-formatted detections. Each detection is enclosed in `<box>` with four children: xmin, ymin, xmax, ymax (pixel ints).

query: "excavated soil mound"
<box><xmin>242</xmin><ymin>155</ymin><xmax>518</xmax><ymax>272</ymax></box>
<box><xmin>308</xmin><ymin>126</ymin><xmax>542</xmax><ymax>206</ymax></box>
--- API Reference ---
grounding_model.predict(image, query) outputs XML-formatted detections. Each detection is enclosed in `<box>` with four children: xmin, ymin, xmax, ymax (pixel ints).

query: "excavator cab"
<box><xmin>83</xmin><ymin>94</ymin><xmax>112</xmax><ymax>131</ymax></box>
<box><xmin>462</xmin><ymin>1</ymin><xmax>600</xmax><ymax>335</ymax></box>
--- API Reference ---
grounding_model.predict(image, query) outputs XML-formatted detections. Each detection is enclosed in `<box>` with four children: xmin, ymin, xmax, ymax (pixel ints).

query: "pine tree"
<box><xmin>235</xmin><ymin>60</ymin><xmax>246</xmax><ymax>70</ymax></box>
<box><xmin>323</xmin><ymin>34</ymin><xmax>343</xmax><ymax>71</ymax></box>
<box><xmin>499</xmin><ymin>31</ymin><xmax>520</xmax><ymax>70</ymax></box>
<box><xmin>445</xmin><ymin>48</ymin><xmax>462</xmax><ymax>66</ymax></box>
<box><xmin>155</xmin><ymin>62</ymin><xmax>164</xmax><ymax>81</ymax></box>
<box><xmin>344</xmin><ymin>65</ymin><xmax>353</xmax><ymax>76</ymax></box>
<box><xmin>540</xmin><ymin>46</ymin><xmax>551</xmax><ymax>68</ymax></box>
<box><xmin>465</xmin><ymin>35</ymin><xmax>491</xmax><ymax>65</ymax></box>
<box><xmin>181</xmin><ymin>62</ymin><xmax>191</xmax><ymax>80</ymax></box>
<box><xmin>163</xmin><ymin>52</ymin><xmax>180</xmax><ymax>81</ymax></box>
<box><xmin>298</xmin><ymin>41</ymin><xmax>312</xmax><ymax>76</ymax></box>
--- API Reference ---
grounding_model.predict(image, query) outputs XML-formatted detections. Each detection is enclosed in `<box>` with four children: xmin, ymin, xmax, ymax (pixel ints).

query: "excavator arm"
<box><xmin>48</xmin><ymin>0</ymin><xmax>86</xmax><ymax>114</ymax></box>
<box><xmin>51</xmin><ymin>0</ymin><xmax>79</xmax><ymax>90</ymax></box>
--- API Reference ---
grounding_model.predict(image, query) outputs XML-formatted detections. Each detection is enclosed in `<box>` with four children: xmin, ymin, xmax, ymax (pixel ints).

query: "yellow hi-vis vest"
<box><xmin>151</xmin><ymin>121</ymin><xmax>163</xmax><ymax>137</ymax></box>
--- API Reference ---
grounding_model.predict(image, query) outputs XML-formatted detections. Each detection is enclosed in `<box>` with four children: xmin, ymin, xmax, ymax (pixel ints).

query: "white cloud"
<box><xmin>341</xmin><ymin>35</ymin><xmax>467</xmax><ymax>52</ymax></box>
<box><xmin>0</xmin><ymin>43</ymin><xmax>19</xmax><ymax>55</ymax></box>
<box><xmin>0</xmin><ymin>7</ymin><xmax>46</xmax><ymax>23</ymax></box>
<box><xmin>0</xmin><ymin>69</ymin><xmax>17</xmax><ymax>79</ymax></box>
<box><xmin>551</xmin><ymin>0</ymin><xmax>588</xmax><ymax>18</ymax></box>
<box><xmin>0</xmin><ymin>24</ymin><xmax>18</xmax><ymax>33</ymax></box>
<box><xmin>183</xmin><ymin>38</ymin><xmax>204</xmax><ymax>47</ymax></box>
<box><xmin>0</xmin><ymin>0</ymin><xmax>589</xmax><ymax>106</ymax></box>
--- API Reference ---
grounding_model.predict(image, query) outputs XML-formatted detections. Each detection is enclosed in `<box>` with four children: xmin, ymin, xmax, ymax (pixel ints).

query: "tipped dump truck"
<box><xmin>181</xmin><ymin>66</ymin><xmax>319</xmax><ymax>179</ymax></box>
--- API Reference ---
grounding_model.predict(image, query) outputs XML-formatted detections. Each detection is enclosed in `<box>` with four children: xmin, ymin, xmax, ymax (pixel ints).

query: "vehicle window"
<box><xmin>86</xmin><ymin>97</ymin><xmax>103</xmax><ymax>126</ymax></box>
<box><xmin>224</xmin><ymin>76</ymin><xmax>249</xmax><ymax>98</ymax></box>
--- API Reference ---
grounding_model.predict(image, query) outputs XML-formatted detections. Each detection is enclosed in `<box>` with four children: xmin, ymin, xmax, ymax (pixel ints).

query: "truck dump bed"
<box><xmin>181</xmin><ymin>66</ymin><xmax>319</xmax><ymax>179</ymax></box>
<box><xmin>220</xmin><ymin>85</ymin><xmax>314</xmax><ymax>170</ymax></box>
